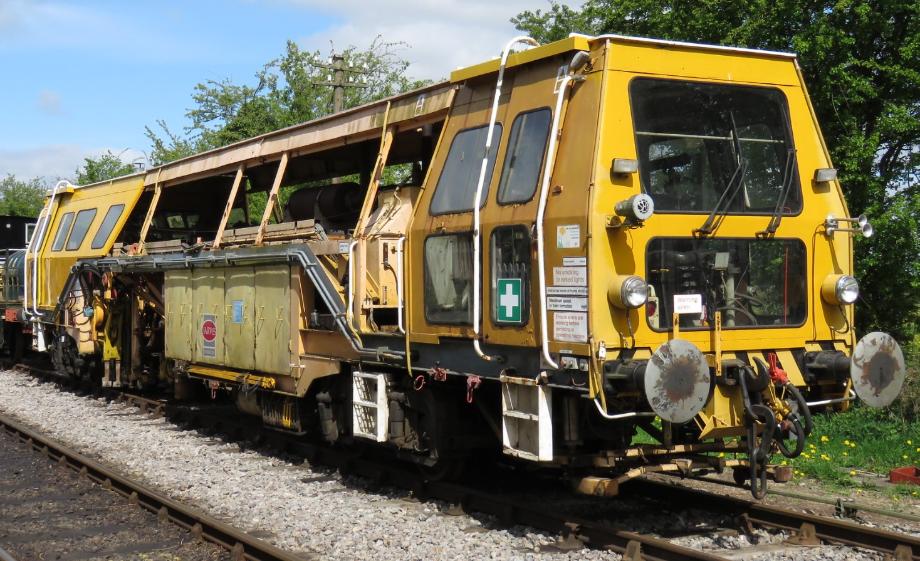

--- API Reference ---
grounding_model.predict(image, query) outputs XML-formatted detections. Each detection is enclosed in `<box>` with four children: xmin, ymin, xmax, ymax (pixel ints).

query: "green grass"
<box><xmin>779</xmin><ymin>406</ymin><xmax>920</xmax><ymax>496</ymax></box>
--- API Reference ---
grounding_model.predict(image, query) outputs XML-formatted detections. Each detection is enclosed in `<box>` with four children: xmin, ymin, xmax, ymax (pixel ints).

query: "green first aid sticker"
<box><xmin>496</xmin><ymin>278</ymin><xmax>522</xmax><ymax>323</ymax></box>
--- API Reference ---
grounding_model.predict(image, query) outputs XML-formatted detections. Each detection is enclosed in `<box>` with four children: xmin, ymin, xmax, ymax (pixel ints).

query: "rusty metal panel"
<box><xmin>164</xmin><ymin>269</ymin><xmax>193</xmax><ymax>361</ymax></box>
<box><xmin>224</xmin><ymin>267</ymin><xmax>255</xmax><ymax>371</ymax></box>
<box><xmin>254</xmin><ymin>265</ymin><xmax>291</xmax><ymax>375</ymax></box>
<box><xmin>193</xmin><ymin>269</ymin><xmax>224</xmax><ymax>365</ymax></box>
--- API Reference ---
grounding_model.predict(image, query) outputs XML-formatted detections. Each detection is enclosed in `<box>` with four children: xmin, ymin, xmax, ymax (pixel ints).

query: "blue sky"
<box><xmin>0</xmin><ymin>0</ymin><xmax>568</xmax><ymax>181</ymax></box>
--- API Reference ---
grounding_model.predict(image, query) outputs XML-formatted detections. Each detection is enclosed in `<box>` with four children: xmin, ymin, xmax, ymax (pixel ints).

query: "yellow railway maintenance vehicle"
<box><xmin>6</xmin><ymin>34</ymin><xmax>906</xmax><ymax>498</ymax></box>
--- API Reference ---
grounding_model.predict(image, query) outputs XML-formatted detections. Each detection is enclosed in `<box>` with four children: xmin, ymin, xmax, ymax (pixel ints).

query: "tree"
<box><xmin>0</xmin><ymin>175</ymin><xmax>46</xmax><ymax>217</ymax></box>
<box><xmin>514</xmin><ymin>0</ymin><xmax>920</xmax><ymax>342</ymax></box>
<box><xmin>74</xmin><ymin>151</ymin><xmax>137</xmax><ymax>185</ymax></box>
<box><xmin>146</xmin><ymin>37</ymin><xmax>430</xmax><ymax>165</ymax></box>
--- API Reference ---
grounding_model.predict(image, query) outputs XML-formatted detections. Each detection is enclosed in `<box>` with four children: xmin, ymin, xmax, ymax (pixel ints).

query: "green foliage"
<box><xmin>781</xmin><ymin>406</ymin><xmax>920</xmax><ymax>495</ymax></box>
<box><xmin>892</xmin><ymin>336</ymin><xmax>920</xmax><ymax>421</ymax></box>
<box><xmin>514</xmin><ymin>0</ymin><xmax>920</xmax><ymax>342</ymax></box>
<box><xmin>74</xmin><ymin>150</ymin><xmax>137</xmax><ymax>185</ymax></box>
<box><xmin>0</xmin><ymin>175</ymin><xmax>46</xmax><ymax>217</ymax></box>
<box><xmin>147</xmin><ymin>36</ymin><xmax>430</xmax><ymax>165</ymax></box>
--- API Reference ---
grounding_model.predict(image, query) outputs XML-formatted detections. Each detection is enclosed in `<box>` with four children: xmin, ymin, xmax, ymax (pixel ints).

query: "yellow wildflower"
<box><xmin>849</xmin><ymin>470</ymin><xmax>857</xmax><ymax>476</ymax></box>
<box><xmin>904</xmin><ymin>454</ymin><xmax>909</xmax><ymax>460</ymax></box>
<box><xmin>820</xmin><ymin>453</ymin><xmax>831</xmax><ymax>461</ymax></box>
<box><xmin>820</xmin><ymin>435</ymin><xmax>829</xmax><ymax>443</ymax></box>
<box><xmin>843</xmin><ymin>451</ymin><xmax>848</xmax><ymax>457</ymax></box>
<box><xmin>908</xmin><ymin>439</ymin><xmax>913</xmax><ymax>445</ymax></box>
<box><xmin>843</xmin><ymin>439</ymin><xmax>851</xmax><ymax>446</ymax></box>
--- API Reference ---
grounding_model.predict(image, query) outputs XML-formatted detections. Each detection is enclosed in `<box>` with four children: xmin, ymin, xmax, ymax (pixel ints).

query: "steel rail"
<box><xmin>627</xmin><ymin>479</ymin><xmax>919</xmax><ymax>560</ymax></box>
<box><xmin>0</xmin><ymin>412</ymin><xmax>307</xmax><ymax>561</ymax></box>
<box><xmin>13</xmin><ymin>362</ymin><xmax>919</xmax><ymax>561</ymax></box>
<box><xmin>166</xmin><ymin>405</ymin><xmax>726</xmax><ymax>561</ymax></box>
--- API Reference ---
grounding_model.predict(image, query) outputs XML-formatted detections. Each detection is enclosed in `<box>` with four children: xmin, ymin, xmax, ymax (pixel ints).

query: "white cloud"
<box><xmin>287</xmin><ymin>0</ymin><xmax>579</xmax><ymax>80</ymax></box>
<box><xmin>0</xmin><ymin>145</ymin><xmax>144</xmax><ymax>183</ymax></box>
<box><xmin>36</xmin><ymin>89</ymin><xmax>62</xmax><ymax>115</ymax></box>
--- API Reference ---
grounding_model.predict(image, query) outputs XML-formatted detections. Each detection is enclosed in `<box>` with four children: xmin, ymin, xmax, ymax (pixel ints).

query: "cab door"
<box><xmin>406</xmin><ymin>56</ymin><xmax>567</xmax><ymax>369</ymax></box>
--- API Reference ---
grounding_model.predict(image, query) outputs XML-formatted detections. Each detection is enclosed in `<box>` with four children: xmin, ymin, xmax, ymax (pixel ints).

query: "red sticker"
<box><xmin>201</xmin><ymin>319</ymin><xmax>217</xmax><ymax>342</ymax></box>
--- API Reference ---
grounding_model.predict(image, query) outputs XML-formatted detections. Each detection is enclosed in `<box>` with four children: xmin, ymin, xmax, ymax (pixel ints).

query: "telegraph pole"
<box><xmin>312</xmin><ymin>53</ymin><xmax>369</xmax><ymax>114</ymax></box>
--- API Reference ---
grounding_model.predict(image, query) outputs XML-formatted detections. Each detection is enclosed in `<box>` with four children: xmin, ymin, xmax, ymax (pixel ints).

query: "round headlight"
<box><xmin>836</xmin><ymin>275</ymin><xmax>859</xmax><ymax>304</ymax></box>
<box><xmin>609</xmin><ymin>275</ymin><xmax>648</xmax><ymax>309</ymax></box>
<box><xmin>821</xmin><ymin>274</ymin><xmax>859</xmax><ymax>305</ymax></box>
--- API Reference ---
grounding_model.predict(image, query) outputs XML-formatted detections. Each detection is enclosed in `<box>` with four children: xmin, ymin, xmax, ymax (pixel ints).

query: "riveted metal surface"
<box><xmin>851</xmin><ymin>331</ymin><xmax>905</xmax><ymax>407</ymax></box>
<box><xmin>645</xmin><ymin>339</ymin><xmax>711</xmax><ymax>423</ymax></box>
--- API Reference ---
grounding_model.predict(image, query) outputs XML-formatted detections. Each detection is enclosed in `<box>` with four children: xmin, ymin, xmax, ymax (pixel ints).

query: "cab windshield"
<box><xmin>630</xmin><ymin>79</ymin><xmax>800</xmax><ymax>215</ymax></box>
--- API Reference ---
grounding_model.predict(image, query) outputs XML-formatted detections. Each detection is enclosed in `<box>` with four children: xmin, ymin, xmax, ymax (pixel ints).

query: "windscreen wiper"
<box><xmin>695</xmin><ymin>113</ymin><xmax>746</xmax><ymax>237</ymax></box>
<box><xmin>757</xmin><ymin>148</ymin><xmax>797</xmax><ymax>237</ymax></box>
<box><xmin>695</xmin><ymin>161</ymin><xmax>747</xmax><ymax>237</ymax></box>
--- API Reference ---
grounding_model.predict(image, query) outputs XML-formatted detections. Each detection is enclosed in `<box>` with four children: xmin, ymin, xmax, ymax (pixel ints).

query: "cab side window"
<box><xmin>491</xmin><ymin>226</ymin><xmax>530</xmax><ymax>325</ymax></box>
<box><xmin>66</xmin><ymin>208</ymin><xmax>97</xmax><ymax>250</ymax></box>
<box><xmin>91</xmin><ymin>204</ymin><xmax>125</xmax><ymax>249</ymax></box>
<box><xmin>430</xmin><ymin>125</ymin><xmax>502</xmax><ymax>215</ymax></box>
<box><xmin>497</xmin><ymin>109</ymin><xmax>551</xmax><ymax>204</ymax></box>
<box><xmin>424</xmin><ymin>233</ymin><xmax>473</xmax><ymax>324</ymax></box>
<box><xmin>51</xmin><ymin>212</ymin><xmax>74</xmax><ymax>251</ymax></box>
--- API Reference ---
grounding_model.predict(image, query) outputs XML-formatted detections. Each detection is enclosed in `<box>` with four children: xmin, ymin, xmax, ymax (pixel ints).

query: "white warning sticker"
<box><xmin>556</xmin><ymin>224</ymin><xmax>581</xmax><ymax>249</ymax></box>
<box><xmin>553</xmin><ymin>312</ymin><xmax>588</xmax><ymax>343</ymax></box>
<box><xmin>547</xmin><ymin>296</ymin><xmax>588</xmax><ymax>312</ymax></box>
<box><xmin>673</xmin><ymin>293</ymin><xmax>703</xmax><ymax>315</ymax></box>
<box><xmin>562</xmin><ymin>256</ymin><xmax>586</xmax><ymax>267</ymax></box>
<box><xmin>546</xmin><ymin>286</ymin><xmax>588</xmax><ymax>297</ymax></box>
<box><xmin>553</xmin><ymin>266</ymin><xmax>587</xmax><ymax>286</ymax></box>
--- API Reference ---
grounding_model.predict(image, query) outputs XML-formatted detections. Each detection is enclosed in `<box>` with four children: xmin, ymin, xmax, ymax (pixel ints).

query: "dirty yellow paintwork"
<box><xmin>450</xmin><ymin>36</ymin><xmax>590</xmax><ymax>83</ymax></box>
<box><xmin>410</xmin><ymin>35</ymin><xmax>857</xmax><ymax>438</ymax></box>
<box><xmin>32</xmin><ymin>175</ymin><xmax>145</xmax><ymax>311</ymax></box>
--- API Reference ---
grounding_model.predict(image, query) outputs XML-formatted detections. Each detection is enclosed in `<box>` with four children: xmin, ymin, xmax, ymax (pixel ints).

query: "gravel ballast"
<box><xmin>0</xmin><ymin>367</ymin><xmax>913</xmax><ymax>561</ymax></box>
<box><xmin>0</xmin><ymin>369</ymin><xmax>617</xmax><ymax>560</ymax></box>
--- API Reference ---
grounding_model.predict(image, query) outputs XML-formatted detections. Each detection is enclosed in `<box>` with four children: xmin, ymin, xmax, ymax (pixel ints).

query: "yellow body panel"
<box><xmin>34</xmin><ymin>176</ymin><xmax>145</xmax><ymax>310</ymax></box>
<box><xmin>450</xmin><ymin>36</ymin><xmax>590</xmax><ymax>83</ymax></box>
<box><xmin>587</xmin><ymin>38</ymin><xmax>854</xmax><ymax>367</ymax></box>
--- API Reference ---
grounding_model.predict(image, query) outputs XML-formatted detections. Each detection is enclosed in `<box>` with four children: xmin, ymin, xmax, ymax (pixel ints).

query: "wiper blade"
<box><xmin>695</xmin><ymin>112</ymin><xmax>746</xmax><ymax>238</ymax></box>
<box><xmin>757</xmin><ymin>148</ymin><xmax>797</xmax><ymax>238</ymax></box>
<box><xmin>695</xmin><ymin>160</ymin><xmax>747</xmax><ymax>237</ymax></box>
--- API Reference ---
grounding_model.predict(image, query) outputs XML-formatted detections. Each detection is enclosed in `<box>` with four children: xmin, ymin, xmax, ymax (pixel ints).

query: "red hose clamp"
<box><xmin>767</xmin><ymin>352</ymin><xmax>789</xmax><ymax>385</ymax></box>
<box><xmin>430</xmin><ymin>367</ymin><xmax>448</xmax><ymax>382</ymax></box>
<box><xmin>466</xmin><ymin>375</ymin><xmax>482</xmax><ymax>404</ymax></box>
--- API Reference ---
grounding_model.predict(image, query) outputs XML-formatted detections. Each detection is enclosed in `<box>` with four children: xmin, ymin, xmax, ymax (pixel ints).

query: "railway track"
<box><xmin>0</xmin><ymin>411</ymin><xmax>305</xmax><ymax>561</ymax></box>
<box><xmin>5</xmin><ymin>362</ymin><xmax>920</xmax><ymax>561</ymax></box>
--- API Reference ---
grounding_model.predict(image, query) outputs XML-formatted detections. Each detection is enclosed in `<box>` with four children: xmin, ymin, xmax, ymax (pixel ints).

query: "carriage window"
<box><xmin>91</xmin><ymin>204</ymin><xmax>125</xmax><ymax>249</ymax></box>
<box><xmin>65</xmin><ymin>208</ymin><xmax>97</xmax><ymax>250</ymax></box>
<box><xmin>498</xmin><ymin>109</ymin><xmax>551</xmax><ymax>204</ymax></box>
<box><xmin>430</xmin><ymin>125</ymin><xmax>502</xmax><ymax>215</ymax></box>
<box><xmin>51</xmin><ymin>212</ymin><xmax>74</xmax><ymax>252</ymax></box>
<box><xmin>631</xmin><ymin>78</ymin><xmax>799</xmax><ymax>214</ymax></box>
<box><xmin>491</xmin><ymin>226</ymin><xmax>530</xmax><ymax>325</ymax></box>
<box><xmin>424</xmin><ymin>233</ymin><xmax>473</xmax><ymax>324</ymax></box>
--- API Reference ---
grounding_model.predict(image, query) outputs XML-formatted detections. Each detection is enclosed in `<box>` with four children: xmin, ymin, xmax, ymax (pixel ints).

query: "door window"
<box><xmin>491</xmin><ymin>226</ymin><xmax>531</xmax><ymax>325</ymax></box>
<box><xmin>497</xmin><ymin>109</ymin><xmax>551</xmax><ymax>204</ymax></box>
